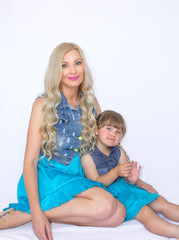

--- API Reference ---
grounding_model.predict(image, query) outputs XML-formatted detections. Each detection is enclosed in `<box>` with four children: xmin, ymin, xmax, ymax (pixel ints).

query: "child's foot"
<box><xmin>0</xmin><ymin>208</ymin><xmax>31</xmax><ymax>229</ymax></box>
<box><xmin>173</xmin><ymin>224</ymin><xmax>179</xmax><ymax>239</ymax></box>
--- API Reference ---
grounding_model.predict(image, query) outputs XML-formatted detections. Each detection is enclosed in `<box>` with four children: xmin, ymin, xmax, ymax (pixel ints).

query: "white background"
<box><xmin>0</xmin><ymin>0</ymin><xmax>179</xmax><ymax>213</ymax></box>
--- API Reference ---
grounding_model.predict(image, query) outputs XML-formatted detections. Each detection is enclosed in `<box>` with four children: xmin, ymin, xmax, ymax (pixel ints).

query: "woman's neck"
<box><xmin>61</xmin><ymin>87</ymin><xmax>80</xmax><ymax>108</ymax></box>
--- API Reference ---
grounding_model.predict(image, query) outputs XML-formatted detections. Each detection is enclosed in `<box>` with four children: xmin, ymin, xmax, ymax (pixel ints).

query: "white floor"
<box><xmin>0</xmin><ymin>219</ymin><xmax>177</xmax><ymax>240</ymax></box>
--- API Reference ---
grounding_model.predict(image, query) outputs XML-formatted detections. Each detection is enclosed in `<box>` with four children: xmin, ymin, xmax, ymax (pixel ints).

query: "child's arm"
<box><xmin>126</xmin><ymin>161</ymin><xmax>141</xmax><ymax>184</ymax></box>
<box><xmin>119</xmin><ymin>148</ymin><xmax>158</xmax><ymax>193</ymax></box>
<box><xmin>119</xmin><ymin>149</ymin><xmax>141</xmax><ymax>185</ymax></box>
<box><xmin>81</xmin><ymin>154</ymin><xmax>131</xmax><ymax>187</ymax></box>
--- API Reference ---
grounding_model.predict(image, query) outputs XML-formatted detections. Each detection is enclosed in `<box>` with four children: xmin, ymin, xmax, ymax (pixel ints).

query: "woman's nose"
<box><xmin>70</xmin><ymin>65</ymin><xmax>77</xmax><ymax>74</ymax></box>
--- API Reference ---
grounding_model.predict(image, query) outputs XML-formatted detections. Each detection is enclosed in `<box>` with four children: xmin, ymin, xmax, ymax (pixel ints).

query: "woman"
<box><xmin>0</xmin><ymin>43</ymin><xmax>126</xmax><ymax>240</ymax></box>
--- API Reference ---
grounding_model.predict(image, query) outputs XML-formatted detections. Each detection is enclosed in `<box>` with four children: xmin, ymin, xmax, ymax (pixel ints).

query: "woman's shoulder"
<box><xmin>32</xmin><ymin>96</ymin><xmax>44</xmax><ymax>113</ymax></box>
<box><xmin>33</xmin><ymin>93</ymin><xmax>45</xmax><ymax>106</ymax></box>
<box><xmin>28</xmin><ymin>96</ymin><xmax>44</xmax><ymax>129</ymax></box>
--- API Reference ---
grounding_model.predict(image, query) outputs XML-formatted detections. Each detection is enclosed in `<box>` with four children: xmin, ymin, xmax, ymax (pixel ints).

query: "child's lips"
<box><xmin>107</xmin><ymin>138</ymin><xmax>115</xmax><ymax>141</ymax></box>
<box><xmin>69</xmin><ymin>76</ymin><xmax>79</xmax><ymax>80</ymax></box>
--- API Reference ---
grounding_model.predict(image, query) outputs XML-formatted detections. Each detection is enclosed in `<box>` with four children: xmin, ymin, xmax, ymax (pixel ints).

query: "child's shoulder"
<box><xmin>81</xmin><ymin>153</ymin><xmax>95</xmax><ymax>167</ymax></box>
<box><xmin>81</xmin><ymin>150</ymin><xmax>94</xmax><ymax>161</ymax></box>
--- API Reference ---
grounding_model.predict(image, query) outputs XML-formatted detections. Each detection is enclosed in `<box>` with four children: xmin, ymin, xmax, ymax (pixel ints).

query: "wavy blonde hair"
<box><xmin>40</xmin><ymin>42</ymin><xmax>96</xmax><ymax>160</ymax></box>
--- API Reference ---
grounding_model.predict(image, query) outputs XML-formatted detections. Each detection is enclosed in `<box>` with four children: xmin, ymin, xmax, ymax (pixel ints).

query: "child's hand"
<box><xmin>126</xmin><ymin>161</ymin><xmax>141</xmax><ymax>184</ymax></box>
<box><xmin>115</xmin><ymin>162</ymin><xmax>132</xmax><ymax>177</ymax></box>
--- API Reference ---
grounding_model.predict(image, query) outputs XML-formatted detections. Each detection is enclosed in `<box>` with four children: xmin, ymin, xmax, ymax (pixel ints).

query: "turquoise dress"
<box><xmin>4</xmin><ymin>94</ymin><xmax>105</xmax><ymax>214</ymax></box>
<box><xmin>5</xmin><ymin>154</ymin><xmax>105</xmax><ymax>214</ymax></box>
<box><xmin>89</xmin><ymin>145</ymin><xmax>159</xmax><ymax>221</ymax></box>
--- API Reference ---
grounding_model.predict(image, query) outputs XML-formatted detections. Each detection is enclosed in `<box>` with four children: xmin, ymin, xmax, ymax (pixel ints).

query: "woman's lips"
<box><xmin>69</xmin><ymin>76</ymin><xmax>79</xmax><ymax>80</ymax></box>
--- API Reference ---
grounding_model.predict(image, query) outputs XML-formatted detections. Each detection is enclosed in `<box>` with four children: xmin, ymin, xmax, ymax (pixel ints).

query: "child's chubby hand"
<box><xmin>115</xmin><ymin>162</ymin><xmax>132</xmax><ymax>177</ymax></box>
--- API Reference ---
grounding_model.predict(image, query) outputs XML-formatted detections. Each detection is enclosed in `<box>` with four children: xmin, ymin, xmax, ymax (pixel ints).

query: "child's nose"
<box><xmin>111</xmin><ymin>131</ymin><xmax>115</xmax><ymax>136</ymax></box>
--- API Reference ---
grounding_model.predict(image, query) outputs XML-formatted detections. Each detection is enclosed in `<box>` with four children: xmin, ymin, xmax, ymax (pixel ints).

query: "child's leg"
<box><xmin>135</xmin><ymin>205</ymin><xmax>179</xmax><ymax>238</ymax></box>
<box><xmin>148</xmin><ymin>196</ymin><xmax>179</xmax><ymax>222</ymax></box>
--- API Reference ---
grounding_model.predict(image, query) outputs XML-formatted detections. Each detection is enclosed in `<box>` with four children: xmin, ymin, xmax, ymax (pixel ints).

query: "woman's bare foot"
<box><xmin>0</xmin><ymin>208</ymin><xmax>31</xmax><ymax>229</ymax></box>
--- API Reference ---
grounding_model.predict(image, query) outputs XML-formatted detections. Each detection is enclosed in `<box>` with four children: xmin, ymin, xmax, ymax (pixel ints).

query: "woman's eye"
<box><xmin>62</xmin><ymin>64</ymin><xmax>68</xmax><ymax>68</ymax></box>
<box><xmin>76</xmin><ymin>61</ymin><xmax>82</xmax><ymax>65</ymax></box>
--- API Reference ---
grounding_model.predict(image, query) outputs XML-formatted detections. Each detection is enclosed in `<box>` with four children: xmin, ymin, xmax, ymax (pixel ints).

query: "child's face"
<box><xmin>96</xmin><ymin>125</ymin><xmax>123</xmax><ymax>148</ymax></box>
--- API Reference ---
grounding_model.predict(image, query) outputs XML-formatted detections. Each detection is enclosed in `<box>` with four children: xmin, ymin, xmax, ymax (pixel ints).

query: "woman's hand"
<box><xmin>136</xmin><ymin>179</ymin><xmax>158</xmax><ymax>194</ymax></box>
<box><xmin>32</xmin><ymin>210</ymin><xmax>53</xmax><ymax>240</ymax></box>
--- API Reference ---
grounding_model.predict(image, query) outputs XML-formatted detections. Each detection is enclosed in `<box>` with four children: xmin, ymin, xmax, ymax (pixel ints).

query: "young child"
<box><xmin>81</xmin><ymin>110</ymin><xmax>179</xmax><ymax>239</ymax></box>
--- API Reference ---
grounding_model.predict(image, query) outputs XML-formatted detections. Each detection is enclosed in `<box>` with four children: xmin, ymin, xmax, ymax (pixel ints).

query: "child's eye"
<box><xmin>76</xmin><ymin>61</ymin><xmax>82</xmax><ymax>65</ymax></box>
<box><xmin>106</xmin><ymin>127</ymin><xmax>111</xmax><ymax>131</ymax></box>
<box><xmin>116</xmin><ymin>130</ymin><xmax>122</xmax><ymax>134</ymax></box>
<box><xmin>62</xmin><ymin>64</ymin><xmax>68</xmax><ymax>68</ymax></box>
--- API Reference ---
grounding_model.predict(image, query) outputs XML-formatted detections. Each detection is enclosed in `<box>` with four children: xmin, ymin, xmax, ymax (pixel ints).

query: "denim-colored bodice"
<box><xmin>40</xmin><ymin>93</ymin><xmax>83</xmax><ymax>165</ymax></box>
<box><xmin>90</xmin><ymin>145</ymin><xmax>122</xmax><ymax>183</ymax></box>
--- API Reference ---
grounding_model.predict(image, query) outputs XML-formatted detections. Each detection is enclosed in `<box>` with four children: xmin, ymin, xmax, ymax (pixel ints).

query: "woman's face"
<box><xmin>60</xmin><ymin>49</ymin><xmax>85</xmax><ymax>91</ymax></box>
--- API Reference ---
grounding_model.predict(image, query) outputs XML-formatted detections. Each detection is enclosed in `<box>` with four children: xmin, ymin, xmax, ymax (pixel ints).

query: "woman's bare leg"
<box><xmin>0</xmin><ymin>187</ymin><xmax>126</xmax><ymax>229</ymax></box>
<box><xmin>46</xmin><ymin>198</ymin><xmax>126</xmax><ymax>227</ymax></box>
<box><xmin>148</xmin><ymin>196</ymin><xmax>179</xmax><ymax>222</ymax></box>
<box><xmin>0</xmin><ymin>208</ymin><xmax>31</xmax><ymax>229</ymax></box>
<box><xmin>135</xmin><ymin>205</ymin><xmax>179</xmax><ymax>238</ymax></box>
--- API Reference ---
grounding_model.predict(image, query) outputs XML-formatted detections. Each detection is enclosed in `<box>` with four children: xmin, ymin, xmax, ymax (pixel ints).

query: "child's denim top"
<box><xmin>90</xmin><ymin>145</ymin><xmax>122</xmax><ymax>183</ymax></box>
<box><xmin>39</xmin><ymin>93</ymin><xmax>83</xmax><ymax>165</ymax></box>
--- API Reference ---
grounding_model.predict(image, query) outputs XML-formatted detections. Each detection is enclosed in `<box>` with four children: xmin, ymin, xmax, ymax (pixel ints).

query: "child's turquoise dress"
<box><xmin>89</xmin><ymin>145</ymin><xmax>159</xmax><ymax>221</ymax></box>
<box><xmin>4</xmin><ymin>94</ymin><xmax>105</xmax><ymax>214</ymax></box>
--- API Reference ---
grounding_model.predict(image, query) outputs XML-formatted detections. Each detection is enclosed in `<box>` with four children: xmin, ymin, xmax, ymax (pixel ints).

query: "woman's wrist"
<box><xmin>136</xmin><ymin>178</ymin><xmax>142</xmax><ymax>187</ymax></box>
<box><xmin>30</xmin><ymin>203</ymin><xmax>43</xmax><ymax>216</ymax></box>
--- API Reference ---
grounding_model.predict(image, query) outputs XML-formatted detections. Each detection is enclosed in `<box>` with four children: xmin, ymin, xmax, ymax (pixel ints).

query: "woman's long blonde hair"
<box><xmin>40</xmin><ymin>42</ymin><xmax>96</xmax><ymax>160</ymax></box>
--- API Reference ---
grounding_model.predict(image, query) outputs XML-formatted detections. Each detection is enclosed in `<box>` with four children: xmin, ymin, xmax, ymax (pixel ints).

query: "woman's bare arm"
<box><xmin>23</xmin><ymin>98</ymin><xmax>52</xmax><ymax>240</ymax></box>
<box><xmin>23</xmin><ymin>97</ymin><xmax>43</xmax><ymax>214</ymax></box>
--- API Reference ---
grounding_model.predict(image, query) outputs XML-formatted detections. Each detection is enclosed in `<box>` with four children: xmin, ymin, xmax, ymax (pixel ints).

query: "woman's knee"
<box><xmin>93</xmin><ymin>198</ymin><xmax>126</xmax><ymax>225</ymax></box>
<box><xmin>73</xmin><ymin>187</ymin><xmax>121</xmax><ymax>221</ymax></box>
<box><xmin>109</xmin><ymin>201</ymin><xmax>126</xmax><ymax>227</ymax></box>
<box><xmin>82</xmin><ymin>187</ymin><xmax>117</xmax><ymax>220</ymax></box>
<box><xmin>93</xmin><ymin>191</ymin><xmax>117</xmax><ymax>220</ymax></box>
<box><xmin>116</xmin><ymin>202</ymin><xmax>126</xmax><ymax>225</ymax></box>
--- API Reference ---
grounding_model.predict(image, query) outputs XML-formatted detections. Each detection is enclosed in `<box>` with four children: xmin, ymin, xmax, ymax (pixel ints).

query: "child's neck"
<box><xmin>96</xmin><ymin>141</ymin><xmax>111</xmax><ymax>157</ymax></box>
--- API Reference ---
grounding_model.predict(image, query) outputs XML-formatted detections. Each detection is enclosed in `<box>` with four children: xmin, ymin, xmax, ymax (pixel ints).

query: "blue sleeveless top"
<box><xmin>89</xmin><ymin>145</ymin><xmax>122</xmax><ymax>183</ymax></box>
